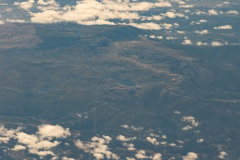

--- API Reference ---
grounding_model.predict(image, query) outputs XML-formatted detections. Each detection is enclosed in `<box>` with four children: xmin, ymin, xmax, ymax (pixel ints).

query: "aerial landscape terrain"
<box><xmin>0</xmin><ymin>0</ymin><xmax>239</xmax><ymax>159</ymax></box>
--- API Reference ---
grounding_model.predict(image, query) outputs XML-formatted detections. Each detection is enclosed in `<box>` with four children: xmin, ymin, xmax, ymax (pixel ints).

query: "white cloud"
<box><xmin>0</xmin><ymin>125</ymin><xmax>20</xmax><ymax>143</ymax></box>
<box><xmin>37</xmin><ymin>124</ymin><xmax>71</xmax><ymax>140</ymax></box>
<box><xmin>75</xmin><ymin>136</ymin><xmax>119</xmax><ymax>160</ymax></box>
<box><xmin>219</xmin><ymin>151</ymin><xmax>227</xmax><ymax>159</ymax></box>
<box><xmin>179</xmin><ymin>5</ymin><xmax>194</xmax><ymax>8</ymax></box>
<box><xmin>135</xmin><ymin>150</ymin><xmax>148</xmax><ymax>159</ymax></box>
<box><xmin>214</xmin><ymin>25</ymin><xmax>232</xmax><ymax>30</ymax></box>
<box><xmin>208</xmin><ymin>9</ymin><xmax>218</xmax><ymax>15</ymax></box>
<box><xmin>211</xmin><ymin>41</ymin><xmax>223</xmax><ymax>46</ymax></box>
<box><xmin>183</xmin><ymin>152</ymin><xmax>198</xmax><ymax>160</ymax></box>
<box><xmin>152</xmin><ymin>153</ymin><xmax>162</xmax><ymax>160</ymax></box>
<box><xmin>163</xmin><ymin>23</ymin><xmax>172</xmax><ymax>29</ymax></box>
<box><xmin>197</xmin><ymin>42</ymin><xmax>208</xmax><ymax>46</ymax></box>
<box><xmin>116</xmin><ymin>135</ymin><xmax>136</xmax><ymax>142</ymax></box>
<box><xmin>146</xmin><ymin>137</ymin><xmax>159</xmax><ymax>145</ymax></box>
<box><xmin>14</xmin><ymin>0</ymin><xmax>34</xmax><ymax>10</ymax></box>
<box><xmin>12</xmin><ymin>145</ymin><xmax>27</xmax><ymax>151</ymax></box>
<box><xmin>197</xmin><ymin>139</ymin><xmax>204</xmax><ymax>143</ymax></box>
<box><xmin>182</xmin><ymin>39</ymin><xmax>192</xmax><ymax>45</ymax></box>
<box><xmin>182</xmin><ymin>116</ymin><xmax>199</xmax><ymax>129</ymax></box>
<box><xmin>195</xmin><ymin>30</ymin><xmax>208</xmax><ymax>34</ymax></box>
<box><xmin>226</xmin><ymin>10</ymin><xmax>239</xmax><ymax>15</ymax></box>
<box><xmin>128</xmin><ymin>22</ymin><xmax>161</xmax><ymax>30</ymax></box>
<box><xmin>177</xmin><ymin>30</ymin><xmax>185</xmax><ymax>34</ymax></box>
<box><xmin>62</xmin><ymin>157</ymin><xmax>75</xmax><ymax>160</ymax></box>
<box><xmin>165</xmin><ymin>12</ymin><xmax>175</xmax><ymax>18</ymax></box>
<box><xmin>122</xmin><ymin>142</ymin><xmax>136</xmax><ymax>151</ymax></box>
<box><xmin>6</xmin><ymin>19</ymin><xmax>26</xmax><ymax>23</ymax></box>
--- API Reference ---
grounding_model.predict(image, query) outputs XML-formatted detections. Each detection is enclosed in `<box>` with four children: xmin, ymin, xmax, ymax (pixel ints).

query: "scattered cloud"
<box><xmin>195</xmin><ymin>30</ymin><xmax>208</xmax><ymax>34</ymax></box>
<box><xmin>182</xmin><ymin>116</ymin><xmax>199</xmax><ymax>130</ymax></box>
<box><xmin>146</xmin><ymin>137</ymin><xmax>159</xmax><ymax>145</ymax></box>
<box><xmin>214</xmin><ymin>25</ymin><xmax>232</xmax><ymax>30</ymax></box>
<box><xmin>208</xmin><ymin>9</ymin><xmax>218</xmax><ymax>15</ymax></box>
<box><xmin>182</xmin><ymin>39</ymin><xmax>192</xmax><ymax>45</ymax></box>
<box><xmin>226</xmin><ymin>10</ymin><xmax>239</xmax><ymax>15</ymax></box>
<box><xmin>219</xmin><ymin>151</ymin><xmax>227</xmax><ymax>159</ymax></box>
<box><xmin>183</xmin><ymin>152</ymin><xmax>198</xmax><ymax>160</ymax></box>
<box><xmin>75</xmin><ymin>136</ymin><xmax>119</xmax><ymax>160</ymax></box>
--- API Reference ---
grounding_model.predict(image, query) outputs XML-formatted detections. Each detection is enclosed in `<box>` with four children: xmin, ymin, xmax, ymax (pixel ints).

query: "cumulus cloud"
<box><xmin>177</xmin><ymin>30</ymin><xmax>185</xmax><ymax>34</ymax></box>
<box><xmin>163</xmin><ymin>23</ymin><xmax>172</xmax><ymax>29</ymax></box>
<box><xmin>135</xmin><ymin>150</ymin><xmax>148</xmax><ymax>159</ymax></box>
<box><xmin>219</xmin><ymin>151</ymin><xmax>227</xmax><ymax>159</ymax></box>
<box><xmin>179</xmin><ymin>5</ymin><xmax>194</xmax><ymax>8</ymax></box>
<box><xmin>14</xmin><ymin>0</ymin><xmax>34</xmax><ymax>10</ymax></box>
<box><xmin>182</xmin><ymin>116</ymin><xmax>199</xmax><ymax>129</ymax></box>
<box><xmin>152</xmin><ymin>153</ymin><xmax>162</xmax><ymax>160</ymax></box>
<box><xmin>183</xmin><ymin>152</ymin><xmax>198</xmax><ymax>160</ymax></box>
<box><xmin>6</xmin><ymin>19</ymin><xmax>25</xmax><ymax>23</ymax></box>
<box><xmin>197</xmin><ymin>41</ymin><xmax>208</xmax><ymax>46</ymax></box>
<box><xmin>12</xmin><ymin>124</ymin><xmax>70</xmax><ymax>158</ymax></box>
<box><xmin>194</xmin><ymin>30</ymin><xmax>208</xmax><ymax>34</ymax></box>
<box><xmin>12</xmin><ymin>145</ymin><xmax>26</xmax><ymax>151</ymax></box>
<box><xmin>226</xmin><ymin>10</ymin><xmax>239</xmax><ymax>15</ymax></box>
<box><xmin>182</xmin><ymin>39</ymin><xmax>192</xmax><ymax>45</ymax></box>
<box><xmin>37</xmin><ymin>124</ymin><xmax>71</xmax><ymax>140</ymax></box>
<box><xmin>208</xmin><ymin>9</ymin><xmax>218</xmax><ymax>15</ymax></box>
<box><xmin>75</xmin><ymin>136</ymin><xmax>119</xmax><ymax>160</ymax></box>
<box><xmin>120</xmin><ymin>125</ymin><xmax>143</xmax><ymax>131</ymax></box>
<box><xmin>62</xmin><ymin>157</ymin><xmax>75</xmax><ymax>160</ymax></box>
<box><xmin>211</xmin><ymin>41</ymin><xmax>223</xmax><ymax>46</ymax></box>
<box><xmin>197</xmin><ymin>139</ymin><xmax>204</xmax><ymax>143</ymax></box>
<box><xmin>122</xmin><ymin>142</ymin><xmax>136</xmax><ymax>151</ymax></box>
<box><xmin>13</xmin><ymin>0</ymin><xmax>172</xmax><ymax>30</ymax></box>
<box><xmin>0</xmin><ymin>125</ymin><xmax>21</xmax><ymax>143</ymax></box>
<box><xmin>146</xmin><ymin>137</ymin><xmax>159</xmax><ymax>145</ymax></box>
<box><xmin>116</xmin><ymin>135</ymin><xmax>136</xmax><ymax>142</ymax></box>
<box><xmin>214</xmin><ymin>25</ymin><xmax>232</xmax><ymax>29</ymax></box>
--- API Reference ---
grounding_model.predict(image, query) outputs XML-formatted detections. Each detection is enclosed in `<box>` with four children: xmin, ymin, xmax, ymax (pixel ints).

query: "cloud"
<box><xmin>135</xmin><ymin>150</ymin><xmax>148</xmax><ymax>159</ymax></box>
<box><xmin>37</xmin><ymin>124</ymin><xmax>71</xmax><ymax>139</ymax></box>
<box><xmin>183</xmin><ymin>152</ymin><xmax>198</xmax><ymax>160</ymax></box>
<box><xmin>197</xmin><ymin>42</ymin><xmax>208</xmax><ymax>46</ymax></box>
<box><xmin>219</xmin><ymin>151</ymin><xmax>227</xmax><ymax>159</ymax></box>
<box><xmin>12</xmin><ymin>145</ymin><xmax>26</xmax><ymax>151</ymax></box>
<box><xmin>197</xmin><ymin>139</ymin><xmax>204</xmax><ymax>143</ymax></box>
<box><xmin>6</xmin><ymin>19</ymin><xmax>26</xmax><ymax>23</ymax></box>
<box><xmin>128</xmin><ymin>22</ymin><xmax>161</xmax><ymax>30</ymax></box>
<box><xmin>179</xmin><ymin>5</ymin><xmax>194</xmax><ymax>8</ymax></box>
<box><xmin>62</xmin><ymin>157</ymin><xmax>75</xmax><ymax>160</ymax></box>
<box><xmin>182</xmin><ymin>39</ymin><xmax>192</xmax><ymax>45</ymax></box>
<box><xmin>146</xmin><ymin>137</ymin><xmax>159</xmax><ymax>145</ymax></box>
<box><xmin>214</xmin><ymin>25</ymin><xmax>232</xmax><ymax>29</ymax></box>
<box><xmin>0</xmin><ymin>125</ymin><xmax>21</xmax><ymax>143</ymax></box>
<box><xmin>226</xmin><ymin>10</ymin><xmax>239</xmax><ymax>15</ymax></box>
<box><xmin>177</xmin><ymin>30</ymin><xmax>185</xmax><ymax>34</ymax></box>
<box><xmin>208</xmin><ymin>9</ymin><xmax>218</xmax><ymax>15</ymax></box>
<box><xmin>14</xmin><ymin>0</ymin><xmax>34</xmax><ymax>10</ymax></box>
<box><xmin>122</xmin><ymin>142</ymin><xmax>136</xmax><ymax>151</ymax></box>
<box><xmin>163</xmin><ymin>23</ymin><xmax>172</xmax><ymax>29</ymax></box>
<box><xmin>182</xmin><ymin>116</ymin><xmax>199</xmax><ymax>129</ymax></box>
<box><xmin>165</xmin><ymin>12</ymin><xmax>176</xmax><ymax>18</ymax></box>
<box><xmin>120</xmin><ymin>125</ymin><xmax>143</xmax><ymax>131</ymax></box>
<box><xmin>11</xmin><ymin>124</ymin><xmax>71</xmax><ymax>158</ymax></box>
<box><xmin>211</xmin><ymin>41</ymin><xmax>223</xmax><ymax>46</ymax></box>
<box><xmin>152</xmin><ymin>153</ymin><xmax>162</xmax><ymax>160</ymax></box>
<box><xmin>194</xmin><ymin>30</ymin><xmax>208</xmax><ymax>34</ymax></box>
<box><xmin>116</xmin><ymin>135</ymin><xmax>136</xmax><ymax>142</ymax></box>
<box><xmin>75</xmin><ymin>136</ymin><xmax>119</xmax><ymax>160</ymax></box>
